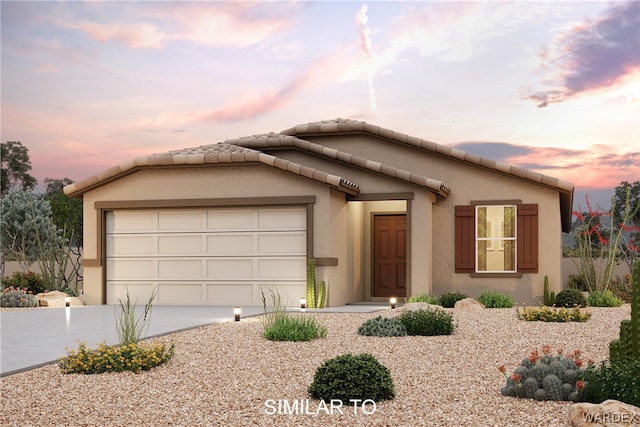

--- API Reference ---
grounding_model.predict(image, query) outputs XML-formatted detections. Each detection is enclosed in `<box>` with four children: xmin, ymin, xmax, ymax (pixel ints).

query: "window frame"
<box><xmin>474</xmin><ymin>204</ymin><xmax>517</xmax><ymax>273</ymax></box>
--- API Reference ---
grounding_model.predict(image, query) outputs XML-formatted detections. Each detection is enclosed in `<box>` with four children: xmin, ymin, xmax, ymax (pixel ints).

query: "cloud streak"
<box><xmin>355</xmin><ymin>4</ymin><xmax>377</xmax><ymax>111</ymax></box>
<box><xmin>524</xmin><ymin>1</ymin><xmax>640</xmax><ymax>107</ymax></box>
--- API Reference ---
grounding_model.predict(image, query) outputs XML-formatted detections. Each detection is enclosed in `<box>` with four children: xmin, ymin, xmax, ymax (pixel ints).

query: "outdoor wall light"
<box><xmin>300</xmin><ymin>297</ymin><xmax>306</xmax><ymax>311</ymax></box>
<box><xmin>65</xmin><ymin>297</ymin><xmax>71</xmax><ymax>307</ymax></box>
<box><xmin>390</xmin><ymin>297</ymin><xmax>397</xmax><ymax>310</ymax></box>
<box><xmin>234</xmin><ymin>306</ymin><xmax>241</xmax><ymax>322</ymax></box>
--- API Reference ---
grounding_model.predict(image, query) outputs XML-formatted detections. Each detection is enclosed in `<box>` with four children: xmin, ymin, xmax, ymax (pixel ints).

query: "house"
<box><xmin>64</xmin><ymin>118</ymin><xmax>574</xmax><ymax>307</ymax></box>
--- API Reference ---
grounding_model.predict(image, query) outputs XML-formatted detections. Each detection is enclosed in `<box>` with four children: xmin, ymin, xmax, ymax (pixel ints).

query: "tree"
<box><xmin>1</xmin><ymin>141</ymin><xmax>37</xmax><ymax>197</ymax></box>
<box><xmin>0</xmin><ymin>188</ymin><xmax>56</xmax><ymax>273</ymax></box>
<box><xmin>44</xmin><ymin>177</ymin><xmax>83</xmax><ymax>247</ymax></box>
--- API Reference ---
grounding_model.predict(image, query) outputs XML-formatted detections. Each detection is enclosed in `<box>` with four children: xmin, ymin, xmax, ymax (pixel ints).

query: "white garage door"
<box><xmin>106</xmin><ymin>207</ymin><xmax>307</xmax><ymax>306</ymax></box>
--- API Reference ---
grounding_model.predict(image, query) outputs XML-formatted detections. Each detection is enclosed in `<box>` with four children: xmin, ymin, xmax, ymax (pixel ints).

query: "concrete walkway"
<box><xmin>0</xmin><ymin>304</ymin><xmax>387</xmax><ymax>376</ymax></box>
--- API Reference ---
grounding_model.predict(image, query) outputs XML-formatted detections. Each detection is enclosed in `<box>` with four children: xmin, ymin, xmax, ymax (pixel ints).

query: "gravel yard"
<box><xmin>0</xmin><ymin>305</ymin><xmax>631</xmax><ymax>427</ymax></box>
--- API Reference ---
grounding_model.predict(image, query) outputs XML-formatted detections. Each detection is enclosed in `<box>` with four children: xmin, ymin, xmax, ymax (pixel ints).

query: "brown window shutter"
<box><xmin>517</xmin><ymin>204</ymin><xmax>538</xmax><ymax>273</ymax></box>
<box><xmin>455</xmin><ymin>205</ymin><xmax>475</xmax><ymax>273</ymax></box>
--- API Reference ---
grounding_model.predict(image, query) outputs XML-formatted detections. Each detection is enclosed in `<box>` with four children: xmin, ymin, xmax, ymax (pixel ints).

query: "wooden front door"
<box><xmin>373</xmin><ymin>214</ymin><xmax>407</xmax><ymax>297</ymax></box>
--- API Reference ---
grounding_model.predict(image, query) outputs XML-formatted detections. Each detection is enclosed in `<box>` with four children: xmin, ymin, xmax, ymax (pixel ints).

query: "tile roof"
<box><xmin>63</xmin><ymin>143</ymin><xmax>360</xmax><ymax>197</ymax></box>
<box><xmin>225</xmin><ymin>134</ymin><xmax>451</xmax><ymax>197</ymax></box>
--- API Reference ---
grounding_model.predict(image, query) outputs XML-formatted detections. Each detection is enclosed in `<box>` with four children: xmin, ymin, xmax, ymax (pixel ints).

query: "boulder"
<box><xmin>569</xmin><ymin>400</ymin><xmax>640</xmax><ymax>427</ymax></box>
<box><xmin>453</xmin><ymin>298</ymin><xmax>485</xmax><ymax>310</ymax></box>
<box><xmin>36</xmin><ymin>291</ymin><xmax>84</xmax><ymax>307</ymax></box>
<box><xmin>395</xmin><ymin>302</ymin><xmax>443</xmax><ymax>312</ymax></box>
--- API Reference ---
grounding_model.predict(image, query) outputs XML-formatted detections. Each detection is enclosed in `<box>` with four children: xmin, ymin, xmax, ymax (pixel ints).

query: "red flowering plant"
<box><xmin>498</xmin><ymin>346</ymin><xmax>594</xmax><ymax>401</ymax></box>
<box><xmin>571</xmin><ymin>186</ymin><xmax>640</xmax><ymax>292</ymax></box>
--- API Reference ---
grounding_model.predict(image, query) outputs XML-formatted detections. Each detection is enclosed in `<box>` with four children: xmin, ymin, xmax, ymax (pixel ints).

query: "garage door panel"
<box><xmin>107</xmin><ymin>235</ymin><xmax>155</xmax><ymax>256</ymax></box>
<box><xmin>258</xmin><ymin>208</ymin><xmax>305</xmax><ymax>229</ymax></box>
<box><xmin>207</xmin><ymin>210</ymin><xmax>253</xmax><ymax>230</ymax></box>
<box><xmin>206</xmin><ymin>259</ymin><xmax>253</xmax><ymax>279</ymax></box>
<box><xmin>207</xmin><ymin>283</ymin><xmax>253</xmax><ymax>303</ymax></box>
<box><xmin>256</xmin><ymin>283</ymin><xmax>306</xmax><ymax>305</ymax></box>
<box><xmin>258</xmin><ymin>258</ymin><xmax>306</xmax><ymax>278</ymax></box>
<box><xmin>158</xmin><ymin>211</ymin><xmax>204</xmax><ymax>231</ymax></box>
<box><xmin>207</xmin><ymin>234</ymin><xmax>253</xmax><ymax>255</ymax></box>
<box><xmin>158</xmin><ymin>235</ymin><xmax>203</xmax><ymax>255</ymax></box>
<box><xmin>157</xmin><ymin>259</ymin><xmax>203</xmax><ymax>280</ymax></box>
<box><xmin>108</xmin><ymin>212</ymin><xmax>156</xmax><ymax>232</ymax></box>
<box><xmin>108</xmin><ymin>259</ymin><xmax>155</xmax><ymax>280</ymax></box>
<box><xmin>257</xmin><ymin>233</ymin><xmax>305</xmax><ymax>254</ymax></box>
<box><xmin>157</xmin><ymin>283</ymin><xmax>203</xmax><ymax>304</ymax></box>
<box><xmin>109</xmin><ymin>283</ymin><xmax>156</xmax><ymax>304</ymax></box>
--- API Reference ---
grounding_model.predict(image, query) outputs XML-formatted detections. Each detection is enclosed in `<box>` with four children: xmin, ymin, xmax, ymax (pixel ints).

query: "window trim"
<box><xmin>475</xmin><ymin>204</ymin><xmax>517</xmax><ymax>274</ymax></box>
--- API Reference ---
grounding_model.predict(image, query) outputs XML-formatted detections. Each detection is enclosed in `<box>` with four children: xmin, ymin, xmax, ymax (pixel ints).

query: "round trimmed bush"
<box><xmin>439</xmin><ymin>292</ymin><xmax>468</xmax><ymax>308</ymax></box>
<box><xmin>587</xmin><ymin>290</ymin><xmax>624</xmax><ymax>307</ymax></box>
<box><xmin>477</xmin><ymin>290</ymin><xmax>514</xmax><ymax>308</ymax></box>
<box><xmin>555</xmin><ymin>288</ymin><xmax>587</xmax><ymax>308</ymax></box>
<box><xmin>397</xmin><ymin>309</ymin><xmax>455</xmax><ymax>336</ymax></box>
<box><xmin>358</xmin><ymin>316</ymin><xmax>407</xmax><ymax>337</ymax></box>
<box><xmin>308</xmin><ymin>353</ymin><xmax>395</xmax><ymax>404</ymax></box>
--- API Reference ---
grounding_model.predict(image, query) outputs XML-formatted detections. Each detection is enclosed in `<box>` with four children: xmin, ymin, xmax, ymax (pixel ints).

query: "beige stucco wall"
<box><xmin>300</xmin><ymin>134</ymin><xmax>565</xmax><ymax>304</ymax></box>
<box><xmin>79</xmin><ymin>164</ymin><xmax>351</xmax><ymax>306</ymax></box>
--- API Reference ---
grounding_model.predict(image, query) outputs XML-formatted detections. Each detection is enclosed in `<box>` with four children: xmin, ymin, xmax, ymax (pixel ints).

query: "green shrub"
<box><xmin>1</xmin><ymin>271</ymin><xmax>46</xmax><ymax>294</ymax></box>
<box><xmin>397</xmin><ymin>309</ymin><xmax>455</xmax><ymax>336</ymax></box>
<box><xmin>308</xmin><ymin>353</ymin><xmax>395</xmax><ymax>404</ymax></box>
<box><xmin>554</xmin><ymin>288</ymin><xmax>587</xmax><ymax>308</ymax></box>
<box><xmin>517</xmin><ymin>306</ymin><xmax>591</xmax><ymax>322</ymax></box>
<box><xmin>587</xmin><ymin>290</ymin><xmax>624</xmax><ymax>307</ymax></box>
<box><xmin>263</xmin><ymin>312</ymin><xmax>327</xmax><ymax>341</ymax></box>
<box><xmin>358</xmin><ymin>316</ymin><xmax>407</xmax><ymax>337</ymax></box>
<box><xmin>58</xmin><ymin>340</ymin><xmax>175</xmax><ymax>374</ymax></box>
<box><xmin>477</xmin><ymin>290</ymin><xmax>514</xmax><ymax>308</ymax></box>
<box><xmin>0</xmin><ymin>286</ymin><xmax>39</xmax><ymax>307</ymax></box>
<box><xmin>582</xmin><ymin>358</ymin><xmax>640</xmax><ymax>406</ymax></box>
<box><xmin>439</xmin><ymin>292</ymin><xmax>468</xmax><ymax>308</ymax></box>
<box><xmin>406</xmin><ymin>294</ymin><xmax>440</xmax><ymax>305</ymax></box>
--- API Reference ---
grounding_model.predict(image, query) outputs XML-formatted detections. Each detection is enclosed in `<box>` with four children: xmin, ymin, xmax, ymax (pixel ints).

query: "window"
<box><xmin>455</xmin><ymin>203</ymin><xmax>538</xmax><ymax>275</ymax></box>
<box><xmin>476</xmin><ymin>205</ymin><xmax>516</xmax><ymax>273</ymax></box>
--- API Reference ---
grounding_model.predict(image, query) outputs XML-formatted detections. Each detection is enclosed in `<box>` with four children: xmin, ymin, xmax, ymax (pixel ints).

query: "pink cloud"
<box><xmin>525</xmin><ymin>1</ymin><xmax>640</xmax><ymax>107</ymax></box>
<box><xmin>63</xmin><ymin>20</ymin><xmax>165</xmax><ymax>48</ymax></box>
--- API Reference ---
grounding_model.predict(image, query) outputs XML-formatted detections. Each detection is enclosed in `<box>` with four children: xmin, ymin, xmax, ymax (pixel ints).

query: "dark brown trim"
<box><xmin>95</xmin><ymin>196</ymin><xmax>316</xmax><ymax>210</ymax></box>
<box><xmin>470</xmin><ymin>272</ymin><xmax>523</xmax><ymax>278</ymax></box>
<box><xmin>306</xmin><ymin>203</ymin><xmax>314</xmax><ymax>258</ymax></box>
<box><xmin>314</xmin><ymin>257</ymin><xmax>338</xmax><ymax>267</ymax></box>
<box><xmin>470</xmin><ymin>199</ymin><xmax>522</xmax><ymax>206</ymax></box>
<box><xmin>82</xmin><ymin>259</ymin><xmax>101</xmax><ymax>267</ymax></box>
<box><xmin>348</xmin><ymin>192</ymin><xmax>414</xmax><ymax>201</ymax></box>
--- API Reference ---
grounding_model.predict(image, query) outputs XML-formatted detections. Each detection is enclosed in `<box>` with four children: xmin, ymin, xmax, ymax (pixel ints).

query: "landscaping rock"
<box><xmin>454</xmin><ymin>298</ymin><xmax>485</xmax><ymax>310</ymax></box>
<box><xmin>395</xmin><ymin>302</ymin><xmax>443</xmax><ymax>312</ymax></box>
<box><xmin>569</xmin><ymin>399</ymin><xmax>640</xmax><ymax>427</ymax></box>
<box><xmin>36</xmin><ymin>291</ymin><xmax>83</xmax><ymax>307</ymax></box>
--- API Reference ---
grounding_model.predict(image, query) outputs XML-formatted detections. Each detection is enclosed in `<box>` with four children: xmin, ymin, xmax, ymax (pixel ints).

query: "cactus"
<box><xmin>542</xmin><ymin>375</ymin><xmax>563</xmax><ymax>401</ymax></box>
<box><xmin>306</xmin><ymin>258</ymin><xmax>317</xmax><ymax>309</ymax></box>
<box><xmin>543</xmin><ymin>275</ymin><xmax>555</xmax><ymax>306</ymax></box>
<box><xmin>0</xmin><ymin>287</ymin><xmax>38</xmax><ymax>308</ymax></box>
<box><xmin>609</xmin><ymin>260</ymin><xmax>640</xmax><ymax>362</ymax></box>
<box><xmin>317</xmin><ymin>280</ymin><xmax>326</xmax><ymax>309</ymax></box>
<box><xmin>523</xmin><ymin>377</ymin><xmax>538</xmax><ymax>398</ymax></box>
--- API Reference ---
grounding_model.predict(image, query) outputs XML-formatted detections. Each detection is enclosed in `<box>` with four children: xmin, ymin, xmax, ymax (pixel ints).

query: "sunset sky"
<box><xmin>2</xmin><ymin>1</ymin><xmax>639</xmax><ymax>209</ymax></box>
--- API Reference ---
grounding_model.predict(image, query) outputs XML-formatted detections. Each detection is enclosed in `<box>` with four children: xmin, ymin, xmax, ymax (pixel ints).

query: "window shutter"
<box><xmin>517</xmin><ymin>204</ymin><xmax>538</xmax><ymax>273</ymax></box>
<box><xmin>455</xmin><ymin>205</ymin><xmax>475</xmax><ymax>273</ymax></box>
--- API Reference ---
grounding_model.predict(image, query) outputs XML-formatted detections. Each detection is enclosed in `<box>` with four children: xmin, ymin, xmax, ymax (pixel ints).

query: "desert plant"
<box><xmin>567</xmin><ymin>274</ymin><xmax>589</xmax><ymax>292</ymax></box>
<box><xmin>517</xmin><ymin>306</ymin><xmax>591</xmax><ymax>322</ymax></box>
<box><xmin>115</xmin><ymin>287</ymin><xmax>157</xmax><ymax>346</ymax></box>
<box><xmin>543</xmin><ymin>275</ymin><xmax>555</xmax><ymax>306</ymax></box>
<box><xmin>0</xmin><ymin>286</ymin><xmax>39</xmax><ymax>307</ymax></box>
<box><xmin>554</xmin><ymin>288</ymin><xmax>587</xmax><ymax>308</ymax></box>
<box><xmin>609</xmin><ymin>261</ymin><xmax>640</xmax><ymax>362</ymax></box>
<box><xmin>58</xmin><ymin>339</ymin><xmax>174</xmax><ymax>374</ymax></box>
<box><xmin>477</xmin><ymin>290</ymin><xmax>514</xmax><ymax>308</ymax></box>
<box><xmin>397</xmin><ymin>309</ymin><xmax>455</xmax><ymax>336</ymax></box>
<box><xmin>261</xmin><ymin>288</ymin><xmax>327</xmax><ymax>341</ymax></box>
<box><xmin>1</xmin><ymin>271</ymin><xmax>46</xmax><ymax>294</ymax></box>
<box><xmin>610</xmin><ymin>274</ymin><xmax>632</xmax><ymax>303</ymax></box>
<box><xmin>406</xmin><ymin>294</ymin><xmax>440</xmax><ymax>305</ymax></box>
<box><xmin>308</xmin><ymin>353</ymin><xmax>395</xmax><ymax>404</ymax></box>
<box><xmin>587</xmin><ymin>290</ymin><xmax>624</xmax><ymax>307</ymax></box>
<box><xmin>499</xmin><ymin>346</ymin><xmax>591</xmax><ymax>401</ymax></box>
<box><xmin>439</xmin><ymin>292</ymin><xmax>468</xmax><ymax>308</ymax></box>
<box><xmin>581</xmin><ymin>358</ymin><xmax>640</xmax><ymax>406</ymax></box>
<box><xmin>358</xmin><ymin>316</ymin><xmax>407</xmax><ymax>337</ymax></box>
<box><xmin>305</xmin><ymin>259</ymin><xmax>326</xmax><ymax>309</ymax></box>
